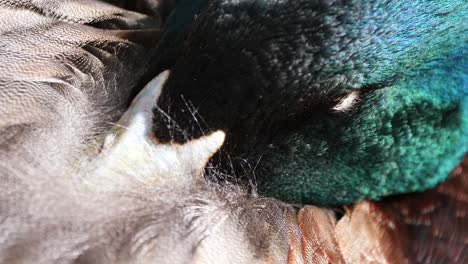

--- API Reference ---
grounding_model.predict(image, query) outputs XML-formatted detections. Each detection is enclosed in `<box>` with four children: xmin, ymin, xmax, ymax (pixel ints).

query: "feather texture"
<box><xmin>155</xmin><ymin>0</ymin><xmax>468</xmax><ymax>205</ymax></box>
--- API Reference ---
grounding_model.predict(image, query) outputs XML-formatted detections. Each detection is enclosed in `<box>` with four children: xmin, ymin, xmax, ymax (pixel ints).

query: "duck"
<box><xmin>154</xmin><ymin>0</ymin><xmax>468</xmax><ymax>206</ymax></box>
<box><xmin>0</xmin><ymin>1</ymin><xmax>346</xmax><ymax>263</ymax></box>
<box><xmin>153</xmin><ymin>0</ymin><xmax>468</xmax><ymax>262</ymax></box>
<box><xmin>0</xmin><ymin>0</ymin><xmax>466</xmax><ymax>263</ymax></box>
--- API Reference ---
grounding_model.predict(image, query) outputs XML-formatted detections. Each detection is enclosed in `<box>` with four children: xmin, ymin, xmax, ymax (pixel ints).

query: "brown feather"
<box><xmin>379</xmin><ymin>154</ymin><xmax>468</xmax><ymax>263</ymax></box>
<box><xmin>335</xmin><ymin>154</ymin><xmax>468</xmax><ymax>263</ymax></box>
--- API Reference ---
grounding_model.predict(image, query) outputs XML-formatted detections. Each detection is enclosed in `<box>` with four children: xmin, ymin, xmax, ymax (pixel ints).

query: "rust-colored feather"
<box><xmin>335</xmin><ymin>155</ymin><xmax>468</xmax><ymax>263</ymax></box>
<box><xmin>379</xmin><ymin>155</ymin><xmax>468</xmax><ymax>263</ymax></box>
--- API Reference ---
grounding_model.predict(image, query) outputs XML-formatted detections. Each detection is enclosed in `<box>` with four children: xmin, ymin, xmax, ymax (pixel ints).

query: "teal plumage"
<box><xmin>258</xmin><ymin>1</ymin><xmax>468</xmax><ymax>204</ymax></box>
<box><xmin>264</xmin><ymin>46</ymin><xmax>468</xmax><ymax>205</ymax></box>
<box><xmin>0</xmin><ymin>1</ymin><xmax>465</xmax><ymax>262</ymax></box>
<box><xmin>156</xmin><ymin>0</ymin><xmax>468</xmax><ymax>205</ymax></box>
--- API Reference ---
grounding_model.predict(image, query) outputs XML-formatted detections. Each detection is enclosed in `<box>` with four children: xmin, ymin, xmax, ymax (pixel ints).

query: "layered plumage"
<box><xmin>336</xmin><ymin>155</ymin><xmax>468</xmax><ymax>263</ymax></box>
<box><xmin>0</xmin><ymin>0</ymin><xmax>466</xmax><ymax>263</ymax></box>
<box><xmin>0</xmin><ymin>0</ymin><xmax>163</xmax><ymax>178</ymax></box>
<box><xmin>0</xmin><ymin>2</ymin><xmax>344</xmax><ymax>263</ymax></box>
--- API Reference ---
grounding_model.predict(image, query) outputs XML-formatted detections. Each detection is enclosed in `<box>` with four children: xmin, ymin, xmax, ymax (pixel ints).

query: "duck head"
<box><xmin>154</xmin><ymin>0</ymin><xmax>468</xmax><ymax>205</ymax></box>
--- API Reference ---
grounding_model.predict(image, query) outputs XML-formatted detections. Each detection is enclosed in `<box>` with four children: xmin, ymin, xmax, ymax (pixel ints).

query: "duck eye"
<box><xmin>332</xmin><ymin>91</ymin><xmax>360</xmax><ymax>112</ymax></box>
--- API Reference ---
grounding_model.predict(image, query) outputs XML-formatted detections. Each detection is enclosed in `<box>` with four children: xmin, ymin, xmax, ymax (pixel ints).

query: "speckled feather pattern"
<box><xmin>0</xmin><ymin>0</ymin><xmax>466</xmax><ymax>263</ymax></box>
<box><xmin>0</xmin><ymin>2</ymin><xmax>345</xmax><ymax>263</ymax></box>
